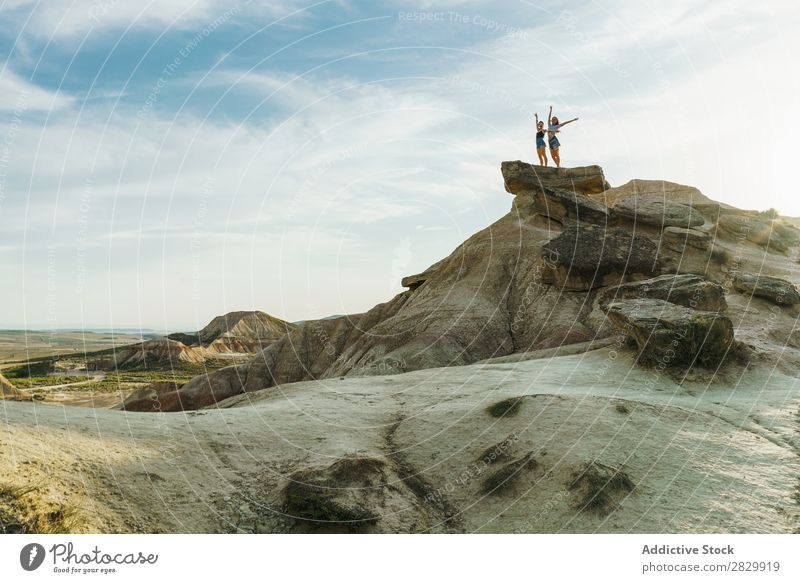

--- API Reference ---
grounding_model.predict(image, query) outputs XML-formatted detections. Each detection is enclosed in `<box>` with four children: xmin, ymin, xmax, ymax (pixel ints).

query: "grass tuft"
<box><xmin>0</xmin><ymin>482</ymin><xmax>81</xmax><ymax>534</ymax></box>
<box><xmin>567</xmin><ymin>461</ymin><xmax>634</xmax><ymax>516</ymax></box>
<box><xmin>481</xmin><ymin>453</ymin><xmax>538</xmax><ymax>496</ymax></box>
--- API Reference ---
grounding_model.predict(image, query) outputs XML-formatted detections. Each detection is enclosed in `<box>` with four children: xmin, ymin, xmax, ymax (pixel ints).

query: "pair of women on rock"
<box><xmin>535</xmin><ymin>106</ymin><xmax>578</xmax><ymax>168</ymax></box>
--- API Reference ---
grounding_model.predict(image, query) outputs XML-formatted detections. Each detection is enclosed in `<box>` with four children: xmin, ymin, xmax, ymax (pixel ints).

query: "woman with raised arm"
<box><xmin>534</xmin><ymin>113</ymin><xmax>548</xmax><ymax>166</ymax></box>
<box><xmin>547</xmin><ymin>105</ymin><xmax>579</xmax><ymax>168</ymax></box>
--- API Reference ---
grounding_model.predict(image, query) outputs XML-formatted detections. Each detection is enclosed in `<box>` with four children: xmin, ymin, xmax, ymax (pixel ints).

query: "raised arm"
<box><xmin>548</xmin><ymin>105</ymin><xmax>553</xmax><ymax>124</ymax></box>
<box><xmin>535</xmin><ymin>112</ymin><xmax>539</xmax><ymax>125</ymax></box>
<box><xmin>559</xmin><ymin>117</ymin><xmax>579</xmax><ymax>127</ymax></box>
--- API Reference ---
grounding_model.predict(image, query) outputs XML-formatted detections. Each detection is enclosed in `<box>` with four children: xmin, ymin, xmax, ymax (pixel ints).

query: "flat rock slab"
<box><xmin>732</xmin><ymin>273</ymin><xmax>800</xmax><ymax>305</ymax></box>
<box><xmin>603</xmin><ymin>298</ymin><xmax>734</xmax><ymax>368</ymax></box>
<box><xmin>501</xmin><ymin>161</ymin><xmax>610</xmax><ymax>196</ymax></box>
<box><xmin>541</xmin><ymin>225</ymin><xmax>660</xmax><ymax>291</ymax></box>
<box><xmin>612</xmin><ymin>195</ymin><xmax>705</xmax><ymax>228</ymax></box>
<box><xmin>599</xmin><ymin>274</ymin><xmax>727</xmax><ymax>312</ymax></box>
<box><xmin>662</xmin><ymin>226</ymin><xmax>711</xmax><ymax>251</ymax></box>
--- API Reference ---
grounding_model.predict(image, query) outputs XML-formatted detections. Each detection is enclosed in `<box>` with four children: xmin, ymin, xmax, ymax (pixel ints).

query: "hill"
<box><xmin>168</xmin><ymin>311</ymin><xmax>296</xmax><ymax>354</ymax></box>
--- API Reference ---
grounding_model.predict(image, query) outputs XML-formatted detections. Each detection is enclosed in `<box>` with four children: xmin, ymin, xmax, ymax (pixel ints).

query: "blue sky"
<box><xmin>1</xmin><ymin>0</ymin><xmax>798</xmax><ymax>330</ymax></box>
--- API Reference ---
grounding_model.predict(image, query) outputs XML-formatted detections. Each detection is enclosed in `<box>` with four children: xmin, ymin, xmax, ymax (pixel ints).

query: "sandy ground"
<box><xmin>2</xmin><ymin>344</ymin><xmax>797</xmax><ymax>533</ymax></box>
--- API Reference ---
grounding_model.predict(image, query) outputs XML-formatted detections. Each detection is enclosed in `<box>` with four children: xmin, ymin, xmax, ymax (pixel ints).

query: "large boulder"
<box><xmin>612</xmin><ymin>195</ymin><xmax>705</xmax><ymax>229</ymax></box>
<box><xmin>732</xmin><ymin>273</ymin><xmax>800</xmax><ymax>306</ymax></box>
<box><xmin>603</xmin><ymin>298</ymin><xmax>735</xmax><ymax>368</ymax></box>
<box><xmin>541</xmin><ymin>225</ymin><xmax>660</xmax><ymax>291</ymax></box>
<box><xmin>501</xmin><ymin>161</ymin><xmax>610</xmax><ymax>196</ymax></box>
<box><xmin>599</xmin><ymin>274</ymin><xmax>727</xmax><ymax>312</ymax></box>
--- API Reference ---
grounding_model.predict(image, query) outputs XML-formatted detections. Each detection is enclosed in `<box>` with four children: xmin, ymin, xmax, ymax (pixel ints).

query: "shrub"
<box><xmin>486</xmin><ymin>397</ymin><xmax>524</xmax><ymax>418</ymax></box>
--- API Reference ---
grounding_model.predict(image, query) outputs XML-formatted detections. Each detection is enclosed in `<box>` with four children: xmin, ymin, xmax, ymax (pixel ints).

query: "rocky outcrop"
<box><xmin>732</xmin><ymin>273</ymin><xmax>800</xmax><ymax>305</ymax></box>
<box><xmin>662</xmin><ymin>226</ymin><xmax>710</xmax><ymax>252</ymax></box>
<box><xmin>501</xmin><ymin>161</ymin><xmax>610</xmax><ymax>196</ymax></box>
<box><xmin>716</xmin><ymin>214</ymin><xmax>797</xmax><ymax>254</ymax></box>
<box><xmin>599</xmin><ymin>274</ymin><xmax>727</xmax><ymax>312</ymax></box>
<box><xmin>541</xmin><ymin>225</ymin><xmax>660</xmax><ymax>291</ymax></box>
<box><xmin>603</xmin><ymin>298</ymin><xmax>735</xmax><ymax>368</ymax></box>
<box><xmin>514</xmin><ymin>185</ymin><xmax>610</xmax><ymax>225</ymax></box>
<box><xmin>612</xmin><ymin>195</ymin><xmax>704</xmax><ymax>229</ymax></box>
<box><xmin>401</xmin><ymin>259</ymin><xmax>444</xmax><ymax>290</ymax></box>
<box><xmin>118</xmin><ymin>381</ymin><xmax>186</xmax><ymax>412</ymax></box>
<box><xmin>594</xmin><ymin>179</ymin><xmax>729</xmax><ymax>213</ymax></box>
<box><xmin>133</xmin><ymin>161</ymin><xmax>800</xmax><ymax>412</ymax></box>
<box><xmin>0</xmin><ymin>373</ymin><xmax>21</xmax><ymax>398</ymax></box>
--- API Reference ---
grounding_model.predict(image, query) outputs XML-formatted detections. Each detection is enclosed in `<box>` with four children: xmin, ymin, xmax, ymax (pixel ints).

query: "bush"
<box><xmin>486</xmin><ymin>397</ymin><xmax>524</xmax><ymax>418</ymax></box>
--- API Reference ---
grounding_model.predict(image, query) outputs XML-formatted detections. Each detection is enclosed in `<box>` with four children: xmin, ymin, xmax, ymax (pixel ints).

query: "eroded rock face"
<box><xmin>187</xmin><ymin>311</ymin><xmax>296</xmax><ymax>353</ymax></box>
<box><xmin>594</xmin><ymin>179</ymin><xmax>725</xmax><ymax>210</ymax></box>
<box><xmin>732</xmin><ymin>273</ymin><xmax>800</xmax><ymax>305</ymax></box>
<box><xmin>612</xmin><ymin>195</ymin><xmax>705</xmax><ymax>229</ymax></box>
<box><xmin>119</xmin><ymin>381</ymin><xmax>186</xmax><ymax>412</ymax></box>
<box><xmin>662</xmin><ymin>226</ymin><xmax>711</xmax><ymax>252</ymax></box>
<box><xmin>0</xmin><ymin>373</ymin><xmax>21</xmax><ymax>398</ymax></box>
<box><xmin>599</xmin><ymin>274</ymin><xmax>727</xmax><ymax>312</ymax></box>
<box><xmin>144</xmin><ymin>162</ymin><xmax>796</xmax><ymax>412</ymax></box>
<box><xmin>541</xmin><ymin>225</ymin><xmax>660</xmax><ymax>291</ymax></box>
<box><xmin>603</xmin><ymin>298</ymin><xmax>735</xmax><ymax>368</ymax></box>
<box><xmin>153</xmin><ymin>206</ymin><xmax>615</xmax><ymax>411</ymax></box>
<box><xmin>501</xmin><ymin>161</ymin><xmax>610</xmax><ymax>196</ymax></box>
<box><xmin>716</xmin><ymin>214</ymin><xmax>797</xmax><ymax>254</ymax></box>
<box><xmin>514</xmin><ymin>185</ymin><xmax>610</xmax><ymax>225</ymax></box>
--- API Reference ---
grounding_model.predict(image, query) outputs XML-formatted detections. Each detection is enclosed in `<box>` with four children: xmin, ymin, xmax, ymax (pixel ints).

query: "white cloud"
<box><xmin>0</xmin><ymin>64</ymin><xmax>74</xmax><ymax>111</ymax></box>
<box><xmin>1</xmin><ymin>0</ymin><xmax>306</xmax><ymax>39</ymax></box>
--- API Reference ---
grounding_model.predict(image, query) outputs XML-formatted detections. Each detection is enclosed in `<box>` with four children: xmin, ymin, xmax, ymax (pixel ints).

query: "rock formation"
<box><xmin>540</xmin><ymin>225</ymin><xmax>660</xmax><ymax>290</ymax></box>
<box><xmin>93</xmin><ymin>338</ymin><xmax>206</xmax><ymax>370</ymax></box>
<box><xmin>732</xmin><ymin>273</ymin><xmax>800</xmax><ymax>305</ymax></box>
<box><xmin>123</xmin><ymin>160</ymin><xmax>800</xmax><ymax>412</ymax></box>
<box><xmin>169</xmin><ymin>310</ymin><xmax>296</xmax><ymax>354</ymax></box>
<box><xmin>611</xmin><ymin>195</ymin><xmax>704</xmax><ymax>229</ymax></box>
<box><xmin>0</xmin><ymin>373</ymin><xmax>21</xmax><ymax>398</ymax></box>
<box><xmin>603</xmin><ymin>298</ymin><xmax>735</xmax><ymax>368</ymax></box>
<box><xmin>599</xmin><ymin>274</ymin><xmax>727</xmax><ymax>312</ymax></box>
